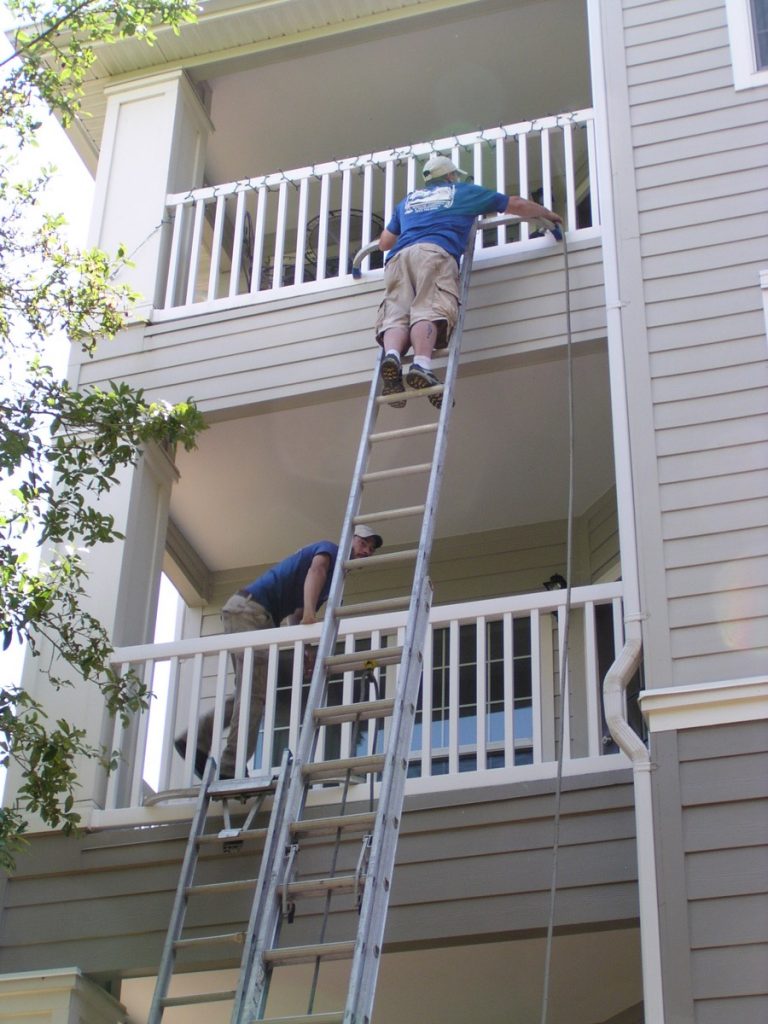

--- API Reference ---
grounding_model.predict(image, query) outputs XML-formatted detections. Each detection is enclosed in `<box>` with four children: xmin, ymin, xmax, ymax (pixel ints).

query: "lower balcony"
<box><xmin>103</xmin><ymin>581</ymin><xmax>637</xmax><ymax>821</ymax></box>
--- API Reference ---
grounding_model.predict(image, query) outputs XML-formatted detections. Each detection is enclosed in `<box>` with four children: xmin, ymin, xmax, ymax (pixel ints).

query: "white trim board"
<box><xmin>639</xmin><ymin>675</ymin><xmax>768</xmax><ymax>732</ymax></box>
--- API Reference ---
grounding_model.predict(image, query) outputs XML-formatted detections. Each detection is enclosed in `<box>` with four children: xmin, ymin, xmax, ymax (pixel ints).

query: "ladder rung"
<box><xmin>335</xmin><ymin>595</ymin><xmax>411</xmax><ymax>618</ymax></box>
<box><xmin>302</xmin><ymin>753</ymin><xmax>385</xmax><ymax>782</ymax></box>
<box><xmin>280</xmin><ymin>873</ymin><xmax>360</xmax><ymax>900</ymax></box>
<box><xmin>187</xmin><ymin>877</ymin><xmax>258</xmax><ymax>896</ymax></box>
<box><xmin>174</xmin><ymin>931</ymin><xmax>245</xmax><ymax>949</ymax></box>
<box><xmin>161</xmin><ymin>989</ymin><xmax>236</xmax><ymax>1008</ymax></box>
<box><xmin>197</xmin><ymin>827</ymin><xmax>267</xmax><ymax>847</ymax></box>
<box><xmin>290</xmin><ymin>811</ymin><xmax>376</xmax><ymax>839</ymax></box>
<box><xmin>208</xmin><ymin>774</ymin><xmax>277</xmax><ymax>800</ymax></box>
<box><xmin>342</xmin><ymin>549</ymin><xmax>418</xmax><ymax>571</ymax></box>
<box><xmin>354</xmin><ymin>504</ymin><xmax>425</xmax><ymax>524</ymax></box>
<box><xmin>369</xmin><ymin>422</ymin><xmax>438</xmax><ymax>443</ymax></box>
<box><xmin>376</xmin><ymin>383</ymin><xmax>444</xmax><ymax>406</ymax></box>
<box><xmin>263</xmin><ymin>940</ymin><xmax>356</xmax><ymax>967</ymax></box>
<box><xmin>258</xmin><ymin>1013</ymin><xmax>344</xmax><ymax>1024</ymax></box>
<box><xmin>361</xmin><ymin>463</ymin><xmax>431</xmax><ymax>483</ymax></box>
<box><xmin>324</xmin><ymin>647</ymin><xmax>402</xmax><ymax>672</ymax></box>
<box><xmin>314</xmin><ymin>697</ymin><xmax>395</xmax><ymax>726</ymax></box>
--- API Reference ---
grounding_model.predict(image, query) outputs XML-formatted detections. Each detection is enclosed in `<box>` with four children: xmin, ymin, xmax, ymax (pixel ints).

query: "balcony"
<box><xmin>102</xmin><ymin>581</ymin><xmax>633</xmax><ymax>820</ymax></box>
<box><xmin>155</xmin><ymin>108</ymin><xmax>599</xmax><ymax>319</ymax></box>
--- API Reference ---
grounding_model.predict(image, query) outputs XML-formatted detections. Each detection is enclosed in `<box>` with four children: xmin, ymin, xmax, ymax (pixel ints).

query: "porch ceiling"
<box><xmin>169</xmin><ymin>345</ymin><xmax>613</xmax><ymax>575</ymax></box>
<box><xmin>119</xmin><ymin>928</ymin><xmax>642</xmax><ymax>1024</ymax></box>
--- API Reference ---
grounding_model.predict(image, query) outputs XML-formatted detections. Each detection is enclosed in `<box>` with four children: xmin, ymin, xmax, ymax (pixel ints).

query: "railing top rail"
<box><xmin>165</xmin><ymin>108</ymin><xmax>595</xmax><ymax>207</ymax></box>
<box><xmin>111</xmin><ymin>580</ymin><xmax>622</xmax><ymax>666</ymax></box>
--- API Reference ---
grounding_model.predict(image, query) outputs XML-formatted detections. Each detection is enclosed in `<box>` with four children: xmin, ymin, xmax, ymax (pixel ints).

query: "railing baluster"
<box><xmin>159</xmin><ymin>656</ymin><xmax>181</xmax><ymax>791</ymax></box>
<box><xmin>518</xmin><ymin>128</ymin><xmax>530</xmax><ymax>241</ymax></box>
<box><xmin>361</xmin><ymin>162</ymin><xmax>374</xmax><ymax>273</ymax></box>
<box><xmin>181</xmin><ymin>652</ymin><xmax>204</xmax><ymax>786</ymax></box>
<box><xmin>235</xmin><ymin>646</ymin><xmax>254</xmax><ymax>778</ymax></box>
<box><xmin>294</xmin><ymin>177</ymin><xmax>310</xmax><ymax>285</ymax></box>
<box><xmin>556</xmin><ymin>605</ymin><xmax>571</xmax><ymax>762</ymax></box>
<box><xmin>586</xmin><ymin>116</ymin><xmax>599</xmax><ymax>225</ymax></box>
<box><xmin>503</xmin><ymin>613</ymin><xmax>515</xmax><ymax>768</ymax></box>
<box><xmin>207</xmin><ymin>193</ymin><xmax>226</xmax><ymax>301</ymax></box>
<box><xmin>384</xmin><ymin>159</ymin><xmax>395</xmax><ymax>224</ymax></box>
<box><xmin>272</xmin><ymin>181</ymin><xmax>288</xmax><ymax>289</ymax></box>
<box><xmin>476</xmin><ymin>616</ymin><xmax>487</xmax><ymax>771</ymax></box>
<box><xmin>583</xmin><ymin>601</ymin><xmax>600</xmax><ymax>757</ymax></box>
<box><xmin>531</xmin><ymin>610</ymin><xmax>544</xmax><ymax>764</ymax></box>
<box><xmin>288</xmin><ymin>636</ymin><xmax>304</xmax><ymax>759</ymax></box>
<box><xmin>163</xmin><ymin>203</ymin><xmax>185</xmax><ymax>309</ymax></box>
<box><xmin>338</xmin><ymin>167</ymin><xmax>351</xmax><ymax>278</ymax></box>
<box><xmin>316</xmin><ymin>172</ymin><xmax>330</xmax><ymax>281</ymax></box>
<box><xmin>105</xmin><ymin>663</ymin><xmax>129</xmax><ymax>810</ymax></box>
<box><xmin>406</xmin><ymin>153</ymin><xmax>416</xmax><ymax>192</ymax></box>
<box><xmin>495</xmin><ymin>138</ymin><xmax>507</xmax><ymax>247</ymax></box>
<box><xmin>229</xmin><ymin>188</ymin><xmax>246</xmax><ymax>298</ymax></box>
<box><xmin>541</xmin><ymin>126</ymin><xmax>553</xmax><ymax>213</ymax></box>
<box><xmin>563</xmin><ymin>120</ymin><xmax>577</xmax><ymax>233</ymax></box>
<box><xmin>421</xmin><ymin>625</ymin><xmax>433</xmax><ymax>779</ymax></box>
<box><xmin>448</xmin><ymin>619</ymin><xmax>460</xmax><ymax>774</ymax></box>
<box><xmin>259</xmin><ymin>644</ymin><xmax>279</xmax><ymax>775</ymax></box>
<box><xmin>250</xmin><ymin>185</ymin><xmax>267</xmax><ymax>294</ymax></box>
<box><xmin>210</xmin><ymin>648</ymin><xmax>229</xmax><ymax>766</ymax></box>
<box><xmin>184</xmin><ymin>198</ymin><xmax>206</xmax><ymax>306</ymax></box>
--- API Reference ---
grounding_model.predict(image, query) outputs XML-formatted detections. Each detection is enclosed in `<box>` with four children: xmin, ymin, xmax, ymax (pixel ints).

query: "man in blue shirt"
<box><xmin>376</xmin><ymin>155</ymin><xmax>562</xmax><ymax>407</ymax></box>
<box><xmin>176</xmin><ymin>524</ymin><xmax>382</xmax><ymax>778</ymax></box>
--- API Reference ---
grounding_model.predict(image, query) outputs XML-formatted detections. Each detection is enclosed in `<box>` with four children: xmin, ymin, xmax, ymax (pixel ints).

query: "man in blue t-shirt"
<box><xmin>176</xmin><ymin>524</ymin><xmax>383</xmax><ymax>778</ymax></box>
<box><xmin>375</xmin><ymin>155</ymin><xmax>561</xmax><ymax>408</ymax></box>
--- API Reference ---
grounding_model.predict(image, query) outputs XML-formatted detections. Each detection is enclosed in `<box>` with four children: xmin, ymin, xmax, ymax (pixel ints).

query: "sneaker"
<box><xmin>406</xmin><ymin>363</ymin><xmax>444</xmax><ymax>409</ymax></box>
<box><xmin>380</xmin><ymin>353</ymin><xmax>406</xmax><ymax>408</ymax></box>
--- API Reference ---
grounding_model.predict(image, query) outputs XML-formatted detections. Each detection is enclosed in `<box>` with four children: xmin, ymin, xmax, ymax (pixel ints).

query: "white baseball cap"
<box><xmin>422</xmin><ymin>155</ymin><xmax>469</xmax><ymax>182</ymax></box>
<box><xmin>353</xmin><ymin>524</ymin><xmax>383</xmax><ymax>549</ymax></box>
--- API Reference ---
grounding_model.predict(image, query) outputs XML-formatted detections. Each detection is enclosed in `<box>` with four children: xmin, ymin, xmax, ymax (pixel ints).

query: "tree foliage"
<box><xmin>0</xmin><ymin>0</ymin><xmax>203</xmax><ymax>870</ymax></box>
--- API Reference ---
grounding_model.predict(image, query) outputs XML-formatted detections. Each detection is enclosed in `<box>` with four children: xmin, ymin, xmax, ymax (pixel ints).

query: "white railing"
<box><xmin>106</xmin><ymin>582</ymin><xmax>627</xmax><ymax>811</ymax></box>
<box><xmin>156</xmin><ymin>108</ymin><xmax>598</xmax><ymax>317</ymax></box>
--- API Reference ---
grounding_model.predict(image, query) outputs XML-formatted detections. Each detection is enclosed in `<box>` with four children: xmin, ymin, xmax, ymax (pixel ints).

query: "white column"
<box><xmin>89</xmin><ymin>70</ymin><xmax>212</xmax><ymax>320</ymax></box>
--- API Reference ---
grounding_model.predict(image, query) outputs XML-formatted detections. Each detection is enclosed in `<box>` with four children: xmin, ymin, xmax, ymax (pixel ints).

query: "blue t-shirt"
<box><xmin>386</xmin><ymin>181</ymin><xmax>508</xmax><ymax>263</ymax></box>
<box><xmin>243</xmin><ymin>541</ymin><xmax>338</xmax><ymax>623</ymax></box>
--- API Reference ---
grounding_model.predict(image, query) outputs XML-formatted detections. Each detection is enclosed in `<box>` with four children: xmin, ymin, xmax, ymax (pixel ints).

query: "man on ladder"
<box><xmin>375</xmin><ymin>154</ymin><xmax>562</xmax><ymax>407</ymax></box>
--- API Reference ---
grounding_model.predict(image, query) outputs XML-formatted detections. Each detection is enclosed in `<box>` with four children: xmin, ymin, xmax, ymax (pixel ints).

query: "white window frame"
<box><xmin>725</xmin><ymin>0</ymin><xmax>768</xmax><ymax>89</ymax></box>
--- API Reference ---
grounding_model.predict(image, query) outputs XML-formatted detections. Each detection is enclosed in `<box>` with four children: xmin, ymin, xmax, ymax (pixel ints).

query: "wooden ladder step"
<box><xmin>280</xmin><ymin>873</ymin><xmax>360</xmax><ymax>900</ymax></box>
<box><xmin>361</xmin><ymin>464</ymin><xmax>431</xmax><ymax>483</ymax></box>
<box><xmin>161</xmin><ymin>989</ymin><xmax>237</xmax><ymax>1008</ymax></box>
<box><xmin>302</xmin><ymin>753</ymin><xmax>385</xmax><ymax>783</ymax></box>
<box><xmin>174</xmin><ymin>931</ymin><xmax>245</xmax><ymax>950</ymax></box>
<box><xmin>314</xmin><ymin>697</ymin><xmax>395</xmax><ymax>727</ymax></box>
<box><xmin>323</xmin><ymin>647</ymin><xmax>402</xmax><ymax>673</ymax></box>
<box><xmin>208</xmin><ymin>774</ymin><xmax>277</xmax><ymax>800</ymax></box>
<box><xmin>263</xmin><ymin>940</ymin><xmax>356</xmax><ymax>968</ymax></box>
<box><xmin>186</xmin><ymin>877</ymin><xmax>258</xmax><ymax>896</ymax></box>
<box><xmin>290</xmin><ymin>811</ymin><xmax>376</xmax><ymax>839</ymax></box>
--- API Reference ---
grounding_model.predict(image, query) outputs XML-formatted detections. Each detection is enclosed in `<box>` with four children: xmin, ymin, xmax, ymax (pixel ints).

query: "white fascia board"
<box><xmin>639</xmin><ymin>676</ymin><xmax>768</xmax><ymax>732</ymax></box>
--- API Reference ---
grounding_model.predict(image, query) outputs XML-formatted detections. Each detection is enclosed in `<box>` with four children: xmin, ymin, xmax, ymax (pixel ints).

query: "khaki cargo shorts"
<box><xmin>375</xmin><ymin>243</ymin><xmax>460</xmax><ymax>349</ymax></box>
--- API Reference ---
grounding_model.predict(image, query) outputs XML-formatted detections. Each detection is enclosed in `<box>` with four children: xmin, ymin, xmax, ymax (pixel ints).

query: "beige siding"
<box><xmin>72</xmin><ymin>240</ymin><xmax>606</xmax><ymax>417</ymax></box>
<box><xmin>0</xmin><ymin>772</ymin><xmax>635</xmax><ymax>977</ymax></box>
<box><xmin>621</xmin><ymin>0</ymin><xmax>768</xmax><ymax>684</ymax></box>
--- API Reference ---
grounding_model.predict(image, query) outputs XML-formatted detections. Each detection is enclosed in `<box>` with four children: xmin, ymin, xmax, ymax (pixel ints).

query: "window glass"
<box><xmin>753</xmin><ymin>0</ymin><xmax>768</xmax><ymax>68</ymax></box>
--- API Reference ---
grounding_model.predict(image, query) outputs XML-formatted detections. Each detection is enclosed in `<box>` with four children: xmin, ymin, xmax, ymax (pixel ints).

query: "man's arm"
<box><xmin>300</xmin><ymin>553</ymin><xmax>332</xmax><ymax>625</ymax></box>
<box><xmin>504</xmin><ymin>196</ymin><xmax>562</xmax><ymax>224</ymax></box>
<box><xmin>378</xmin><ymin>228</ymin><xmax>399</xmax><ymax>252</ymax></box>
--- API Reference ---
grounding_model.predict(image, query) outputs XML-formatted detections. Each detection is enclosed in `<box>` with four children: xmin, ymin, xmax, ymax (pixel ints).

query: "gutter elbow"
<box><xmin>603</xmin><ymin>637</ymin><xmax>647</xmax><ymax>764</ymax></box>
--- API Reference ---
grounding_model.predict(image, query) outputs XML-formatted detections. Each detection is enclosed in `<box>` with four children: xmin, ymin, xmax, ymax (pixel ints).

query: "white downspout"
<box><xmin>587</xmin><ymin>1</ymin><xmax>665</xmax><ymax>1020</ymax></box>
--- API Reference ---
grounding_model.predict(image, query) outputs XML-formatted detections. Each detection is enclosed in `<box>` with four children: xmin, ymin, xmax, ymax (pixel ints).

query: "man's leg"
<box><xmin>406</xmin><ymin>320</ymin><xmax>446</xmax><ymax>408</ymax></box>
<box><xmin>219</xmin><ymin>595</ymin><xmax>274</xmax><ymax>777</ymax></box>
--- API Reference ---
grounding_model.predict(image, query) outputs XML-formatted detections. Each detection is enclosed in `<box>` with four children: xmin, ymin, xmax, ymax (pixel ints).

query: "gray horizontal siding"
<box><xmin>0</xmin><ymin>771</ymin><xmax>636</xmax><ymax>976</ymax></box>
<box><xmin>74</xmin><ymin>240</ymin><xmax>606</xmax><ymax>418</ymax></box>
<box><xmin>679</xmin><ymin>722</ymin><xmax>768</xmax><ymax>1018</ymax></box>
<box><xmin>622</xmin><ymin>0</ymin><xmax>768</xmax><ymax>687</ymax></box>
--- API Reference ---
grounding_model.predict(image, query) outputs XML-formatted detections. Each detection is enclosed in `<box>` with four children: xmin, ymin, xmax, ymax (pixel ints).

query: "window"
<box><xmin>726</xmin><ymin>0</ymin><xmax>768</xmax><ymax>88</ymax></box>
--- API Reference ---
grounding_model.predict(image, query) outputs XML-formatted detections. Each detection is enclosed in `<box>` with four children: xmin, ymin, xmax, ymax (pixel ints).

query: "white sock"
<box><xmin>413</xmin><ymin>356</ymin><xmax>432</xmax><ymax>371</ymax></box>
<box><xmin>385</xmin><ymin>349</ymin><xmax>401</xmax><ymax>362</ymax></box>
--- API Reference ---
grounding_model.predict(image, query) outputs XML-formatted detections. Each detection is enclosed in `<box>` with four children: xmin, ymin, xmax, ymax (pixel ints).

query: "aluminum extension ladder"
<box><xmin>149</xmin><ymin>214</ymin><xmax>520</xmax><ymax>1024</ymax></box>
